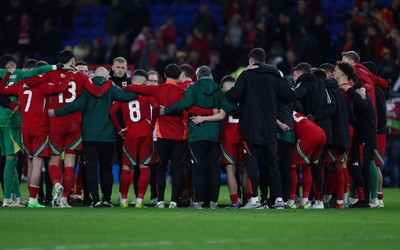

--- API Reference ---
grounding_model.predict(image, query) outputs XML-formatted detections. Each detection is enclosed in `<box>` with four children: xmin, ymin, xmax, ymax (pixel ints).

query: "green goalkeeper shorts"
<box><xmin>0</xmin><ymin>127</ymin><xmax>21</xmax><ymax>156</ymax></box>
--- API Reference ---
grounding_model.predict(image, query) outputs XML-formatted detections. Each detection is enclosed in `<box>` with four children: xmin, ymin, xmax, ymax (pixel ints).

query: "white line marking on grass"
<box><xmin>8</xmin><ymin>235</ymin><xmax>399</xmax><ymax>250</ymax></box>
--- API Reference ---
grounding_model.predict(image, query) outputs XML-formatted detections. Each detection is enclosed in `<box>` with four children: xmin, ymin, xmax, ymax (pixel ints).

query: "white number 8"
<box><xmin>129</xmin><ymin>100</ymin><xmax>141</xmax><ymax>122</ymax></box>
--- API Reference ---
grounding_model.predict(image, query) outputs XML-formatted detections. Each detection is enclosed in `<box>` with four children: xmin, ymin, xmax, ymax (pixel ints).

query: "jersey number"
<box><xmin>23</xmin><ymin>90</ymin><xmax>32</xmax><ymax>112</ymax></box>
<box><xmin>58</xmin><ymin>81</ymin><xmax>76</xmax><ymax>103</ymax></box>
<box><xmin>129</xmin><ymin>100</ymin><xmax>141</xmax><ymax>122</ymax></box>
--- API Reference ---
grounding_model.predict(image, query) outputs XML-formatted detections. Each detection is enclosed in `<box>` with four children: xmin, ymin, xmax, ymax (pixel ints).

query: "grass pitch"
<box><xmin>1</xmin><ymin>186</ymin><xmax>400</xmax><ymax>250</ymax></box>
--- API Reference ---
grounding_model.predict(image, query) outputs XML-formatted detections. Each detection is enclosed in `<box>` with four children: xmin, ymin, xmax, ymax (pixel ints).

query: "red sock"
<box><xmin>138</xmin><ymin>168</ymin><xmax>149</xmax><ymax>199</ymax></box>
<box><xmin>378</xmin><ymin>192</ymin><xmax>383</xmax><ymax>200</ymax></box>
<box><xmin>357</xmin><ymin>186</ymin><xmax>365</xmax><ymax>201</ymax></box>
<box><xmin>28</xmin><ymin>185</ymin><xmax>39</xmax><ymax>199</ymax></box>
<box><xmin>120</xmin><ymin>169</ymin><xmax>131</xmax><ymax>199</ymax></box>
<box><xmin>247</xmin><ymin>179</ymin><xmax>253</xmax><ymax>195</ymax></box>
<box><xmin>344</xmin><ymin>168</ymin><xmax>350</xmax><ymax>192</ymax></box>
<box><xmin>62</xmin><ymin>167</ymin><xmax>75</xmax><ymax>198</ymax></box>
<box><xmin>289</xmin><ymin>167</ymin><xmax>298</xmax><ymax>200</ymax></box>
<box><xmin>302</xmin><ymin>166</ymin><xmax>312</xmax><ymax>199</ymax></box>
<box><xmin>48</xmin><ymin>164</ymin><xmax>61</xmax><ymax>185</ymax></box>
<box><xmin>335</xmin><ymin>168</ymin><xmax>345</xmax><ymax>200</ymax></box>
<box><xmin>229</xmin><ymin>194</ymin><xmax>239</xmax><ymax>204</ymax></box>
<box><xmin>324</xmin><ymin>169</ymin><xmax>335</xmax><ymax>195</ymax></box>
<box><xmin>75</xmin><ymin>168</ymin><xmax>83</xmax><ymax>196</ymax></box>
<box><xmin>243</xmin><ymin>192</ymin><xmax>251</xmax><ymax>203</ymax></box>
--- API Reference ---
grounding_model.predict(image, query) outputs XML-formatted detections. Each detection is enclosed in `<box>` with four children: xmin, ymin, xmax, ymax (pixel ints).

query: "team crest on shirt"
<box><xmin>122</xmin><ymin>81</ymin><xmax>127</xmax><ymax>87</ymax></box>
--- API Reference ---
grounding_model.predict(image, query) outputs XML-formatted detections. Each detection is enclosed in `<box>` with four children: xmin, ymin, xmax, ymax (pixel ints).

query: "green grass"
<box><xmin>1</xmin><ymin>186</ymin><xmax>400</xmax><ymax>250</ymax></box>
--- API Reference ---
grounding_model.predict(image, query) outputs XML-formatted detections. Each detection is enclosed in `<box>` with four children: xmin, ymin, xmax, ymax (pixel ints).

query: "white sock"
<box><xmin>287</xmin><ymin>199</ymin><xmax>295</xmax><ymax>205</ymax></box>
<box><xmin>342</xmin><ymin>192</ymin><xmax>348</xmax><ymax>204</ymax></box>
<box><xmin>302</xmin><ymin>198</ymin><xmax>308</xmax><ymax>204</ymax></box>
<box><xmin>251</xmin><ymin>197</ymin><xmax>259</xmax><ymax>204</ymax></box>
<box><xmin>336</xmin><ymin>199</ymin><xmax>344</xmax><ymax>205</ymax></box>
<box><xmin>29</xmin><ymin>197</ymin><xmax>37</xmax><ymax>204</ymax></box>
<box><xmin>371</xmin><ymin>198</ymin><xmax>378</xmax><ymax>203</ymax></box>
<box><xmin>137</xmin><ymin>198</ymin><xmax>143</xmax><ymax>203</ymax></box>
<box><xmin>323</xmin><ymin>194</ymin><xmax>332</xmax><ymax>202</ymax></box>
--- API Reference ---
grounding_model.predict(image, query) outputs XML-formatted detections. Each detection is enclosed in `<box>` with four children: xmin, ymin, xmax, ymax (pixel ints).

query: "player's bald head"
<box><xmin>95</xmin><ymin>67</ymin><xmax>109</xmax><ymax>79</ymax></box>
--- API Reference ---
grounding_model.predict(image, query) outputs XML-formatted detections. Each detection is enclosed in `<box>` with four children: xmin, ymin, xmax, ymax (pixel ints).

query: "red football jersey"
<box><xmin>221</xmin><ymin>115</ymin><xmax>242</xmax><ymax>144</ymax></box>
<box><xmin>0</xmin><ymin>72</ymin><xmax>72</xmax><ymax>132</ymax></box>
<box><xmin>293</xmin><ymin>111</ymin><xmax>321</xmax><ymax>138</ymax></box>
<box><xmin>24</xmin><ymin>70</ymin><xmax>111</xmax><ymax>126</ymax></box>
<box><xmin>110</xmin><ymin>96</ymin><xmax>159</xmax><ymax>139</ymax></box>
<box><xmin>124</xmin><ymin>80</ymin><xmax>186</xmax><ymax>140</ymax></box>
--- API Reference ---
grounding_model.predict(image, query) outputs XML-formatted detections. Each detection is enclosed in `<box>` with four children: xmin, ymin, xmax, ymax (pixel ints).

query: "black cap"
<box><xmin>0</xmin><ymin>54</ymin><xmax>17</xmax><ymax>69</ymax></box>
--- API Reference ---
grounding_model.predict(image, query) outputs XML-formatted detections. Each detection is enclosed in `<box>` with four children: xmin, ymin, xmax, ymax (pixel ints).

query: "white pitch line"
<box><xmin>4</xmin><ymin>235</ymin><xmax>400</xmax><ymax>250</ymax></box>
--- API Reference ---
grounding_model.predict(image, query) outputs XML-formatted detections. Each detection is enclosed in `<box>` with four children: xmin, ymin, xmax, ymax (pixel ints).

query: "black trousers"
<box><xmin>189</xmin><ymin>141</ymin><xmax>220</xmax><ymax>203</ymax></box>
<box><xmin>277</xmin><ymin>140</ymin><xmax>294</xmax><ymax>202</ymax></box>
<box><xmin>245</xmin><ymin>141</ymin><xmax>282</xmax><ymax>201</ymax></box>
<box><xmin>149</xmin><ymin>163</ymin><xmax>158</xmax><ymax>200</ymax></box>
<box><xmin>156</xmin><ymin>138</ymin><xmax>187</xmax><ymax>202</ymax></box>
<box><xmin>348</xmin><ymin>134</ymin><xmax>376</xmax><ymax>202</ymax></box>
<box><xmin>83</xmin><ymin>141</ymin><xmax>115</xmax><ymax>203</ymax></box>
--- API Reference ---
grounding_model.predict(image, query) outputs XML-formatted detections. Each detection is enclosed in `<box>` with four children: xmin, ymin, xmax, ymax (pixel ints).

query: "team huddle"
<box><xmin>0</xmin><ymin>47</ymin><xmax>387</xmax><ymax>209</ymax></box>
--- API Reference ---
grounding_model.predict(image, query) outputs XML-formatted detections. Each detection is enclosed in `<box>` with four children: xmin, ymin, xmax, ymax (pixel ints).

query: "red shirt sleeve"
<box><xmin>187</xmin><ymin>106</ymin><xmax>214</xmax><ymax>116</ymax></box>
<box><xmin>82</xmin><ymin>74</ymin><xmax>112</xmax><ymax>97</ymax></box>
<box><xmin>24</xmin><ymin>74</ymin><xmax>49</xmax><ymax>87</ymax></box>
<box><xmin>124</xmin><ymin>85</ymin><xmax>158</xmax><ymax>96</ymax></box>
<box><xmin>0</xmin><ymin>72</ymin><xmax>11</xmax><ymax>93</ymax></box>
<box><xmin>40</xmin><ymin>72</ymin><xmax>73</xmax><ymax>95</ymax></box>
<box><xmin>109</xmin><ymin>101</ymin><xmax>122</xmax><ymax>132</ymax></box>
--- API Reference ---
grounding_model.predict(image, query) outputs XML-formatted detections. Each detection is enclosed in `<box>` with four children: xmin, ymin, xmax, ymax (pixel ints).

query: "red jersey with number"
<box><xmin>25</xmin><ymin>70</ymin><xmax>110</xmax><ymax>126</ymax></box>
<box><xmin>0</xmin><ymin>72</ymin><xmax>72</xmax><ymax>132</ymax></box>
<box><xmin>124</xmin><ymin>81</ymin><xmax>186</xmax><ymax>140</ymax></box>
<box><xmin>110</xmin><ymin>96</ymin><xmax>159</xmax><ymax>139</ymax></box>
<box><xmin>221</xmin><ymin>115</ymin><xmax>242</xmax><ymax>144</ymax></box>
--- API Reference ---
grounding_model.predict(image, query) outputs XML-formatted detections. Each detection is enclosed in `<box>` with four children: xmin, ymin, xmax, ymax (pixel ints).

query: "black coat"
<box><xmin>346</xmin><ymin>85</ymin><xmax>377</xmax><ymax>144</ymax></box>
<box><xmin>296</xmin><ymin>74</ymin><xmax>332</xmax><ymax>145</ymax></box>
<box><xmin>375</xmin><ymin>85</ymin><xmax>387</xmax><ymax>134</ymax></box>
<box><xmin>226</xmin><ymin>64</ymin><xmax>297</xmax><ymax>145</ymax></box>
<box><xmin>323</xmin><ymin>79</ymin><xmax>350</xmax><ymax>151</ymax></box>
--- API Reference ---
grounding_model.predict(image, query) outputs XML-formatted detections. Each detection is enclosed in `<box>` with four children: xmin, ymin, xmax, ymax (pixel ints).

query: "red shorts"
<box><xmin>220</xmin><ymin>143</ymin><xmax>245</xmax><ymax>165</ymax></box>
<box><xmin>291</xmin><ymin>131</ymin><xmax>326</xmax><ymax>165</ymax></box>
<box><xmin>324</xmin><ymin>146</ymin><xmax>347</xmax><ymax>163</ymax></box>
<box><xmin>22</xmin><ymin>129</ymin><xmax>49</xmax><ymax>157</ymax></box>
<box><xmin>49</xmin><ymin>123</ymin><xmax>82</xmax><ymax>155</ymax></box>
<box><xmin>122</xmin><ymin>137</ymin><xmax>155</xmax><ymax>166</ymax></box>
<box><xmin>374</xmin><ymin>134</ymin><xmax>386</xmax><ymax>167</ymax></box>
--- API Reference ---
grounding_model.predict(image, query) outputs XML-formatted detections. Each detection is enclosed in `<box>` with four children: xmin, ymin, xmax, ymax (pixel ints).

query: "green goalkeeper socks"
<box><xmin>370</xmin><ymin>161</ymin><xmax>378</xmax><ymax>200</ymax></box>
<box><xmin>3</xmin><ymin>154</ymin><xmax>18</xmax><ymax>199</ymax></box>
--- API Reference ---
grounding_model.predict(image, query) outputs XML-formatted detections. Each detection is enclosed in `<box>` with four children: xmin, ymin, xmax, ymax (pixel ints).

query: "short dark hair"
<box><xmin>319</xmin><ymin>63</ymin><xmax>335</xmax><ymax>74</ymax></box>
<box><xmin>133</xmin><ymin>69</ymin><xmax>148</xmax><ymax>79</ymax></box>
<box><xmin>165</xmin><ymin>63</ymin><xmax>182</xmax><ymax>80</ymax></box>
<box><xmin>23</xmin><ymin>59</ymin><xmax>38</xmax><ymax>69</ymax></box>
<box><xmin>312</xmin><ymin>69</ymin><xmax>327</xmax><ymax>80</ymax></box>
<box><xmin>180</xmin><ymin>64</ymin><xmax>194</xmax><ymax>78</ymax></box>
<box><xmin>248</xmin><ymin>48</ymin><xmax>266</xmax><ymax>63</ymax></box>
<box><xmin>362</xmin><ymin>61</ymin><xmax>377</xmax><ymax>75</ymax></box>
<box><xmin>293</xmin><ymin>62</ymin><xmax>311</xmax><ymax>75</ymax></box>
<box><xmin>75</xmin><ymin>61</ymin><xmax>87</xmax><ymax>66</ymax></box>
<box><xmin>337</xmin><ymin>61</ymin><xmax>358</xmax><ymax>82</ymax></box>
<box><xmin>342</xmin><ymin>51</ymin><xmax>360</xmax><ymax>63</ymax></box>
<box><xmin>57</xmin><ymin>50</ymin><xmax>75</xmax><ymax>64</ymax></box>
<box><xmin>221</xmin><ymin>75</ymin><xmax>235</xmax><ymax>86</ymax></box>
<box><xmin>0</xmin><ymin>54</ymin><xmax>17</xmax><ymax>69</ymax></box>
